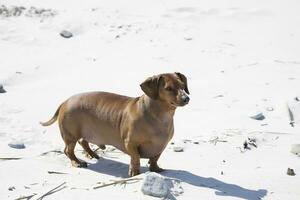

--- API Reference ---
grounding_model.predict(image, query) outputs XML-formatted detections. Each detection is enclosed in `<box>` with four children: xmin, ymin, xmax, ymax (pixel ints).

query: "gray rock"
<box><xmin>0</xmin><ymin>84</ymin><xmax>6</xmax><ymax>93</ymax></box>
<box><xmin>8</xmin><ymin>141</ymin><xmax>25</xmax><ymax>149</ymax></box>
<box><xmin>166</xmin><ymin>178</ymin><xmax>184</xmax><ymax>197</ymax></box>
<box><xmin>184</xmin><ymin>37</ymin><xmax>193</xmax><ymax>41</ymax></box>
<box><xmin>250</xmin><ymin>112</ymin><xmax>265</xmax><ymax>120</ymax></box>
<box><xmin>173</xmin><ymin>146</ymin><xmax>184</xmax><ymax>152</ymax></box>
<box><xmin>287</xmin><ymin>168</ymin><xmax>296</xmax><ymax>176</ymax></box>
<box><xmin>60</xmin><ymin>30</ymin><xmax>73</xmax><ymax>38</ymax></box>
<box><xmin>8</xmin><ymin>186</ymin><xmax>15</xmax><ymax>191</ymax></box>
<box><xmin>172</xmin><ymin>141</ymin><xmax>185</xmax><ymax>152</ymax></box>
<box><xmin>141</xmin><ymin>172</ymin><xmax>169</xmax><ymax>198</ymax></box>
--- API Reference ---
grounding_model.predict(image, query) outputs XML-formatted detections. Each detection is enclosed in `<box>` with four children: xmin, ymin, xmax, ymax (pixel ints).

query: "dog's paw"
<box><xmin>128</xmin><ymin>167</ymin><xmax>140</xmax><ymax>177</ymax></box>
<box><xmin>72</xmin><ymin>161</ymin><xmax>88</xmax><ymax>168</ymax></box>
<box><xmin>79</xmin><ymin>162</ymin><xmax>88</xmax><ymax>168</ymax></box>
<box><xmin>149</xmin><ymin>165</ymin><xmax>164</xmax><ymax>173</ymax></box>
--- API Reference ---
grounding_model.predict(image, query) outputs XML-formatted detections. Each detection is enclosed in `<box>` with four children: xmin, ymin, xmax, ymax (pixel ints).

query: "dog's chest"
<box><xmin>138</xmin><ymin>120</ymin><xmax>174</xmax><ymax>158</ymax></box>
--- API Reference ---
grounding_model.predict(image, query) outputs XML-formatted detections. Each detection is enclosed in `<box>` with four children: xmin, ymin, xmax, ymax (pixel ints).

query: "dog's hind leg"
<box><xmin>64</xmin><ymin>141</ymin><xmax>88</xmax><ymax>168</ymax></box>
<box><xmin>60</xmin><ymin>127</ymin><xmax>88</xmax><ymax>168</ymax></box>
<box><xmin>78</xmin><ymin>139</ymin><xmax>100</xmax><ymax>159</ymax></box>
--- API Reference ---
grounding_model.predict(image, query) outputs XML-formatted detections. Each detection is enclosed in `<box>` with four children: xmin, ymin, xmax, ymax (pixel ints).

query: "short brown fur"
<box><xmin>41</xmin><ymin>72</ymin><xmax>190</xmax><ymax>177</ymax></box>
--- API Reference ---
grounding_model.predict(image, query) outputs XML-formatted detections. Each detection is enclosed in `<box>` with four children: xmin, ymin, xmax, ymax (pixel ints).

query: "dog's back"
<box><xmin>59</xmin><ymin>92</ymin><xmax>135</xmax><ymax>150</ymax></box>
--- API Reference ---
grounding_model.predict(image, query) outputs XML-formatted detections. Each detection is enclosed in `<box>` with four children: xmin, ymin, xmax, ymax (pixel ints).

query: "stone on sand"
<box><xmin>141</xmin><ymin>172</ymin><xmax>169</xmax><ymax>198</ymax></box>
<box><xmin>0</xmin><ymin>84</ymin><xmax>6</xmax><ymax>93</ymax></box>
<box><xmin>250</xmin><ymin>112</ymin><xmax>265</xmax><ymax>120</ymax></box>
<box><xmin>8</xmin><ymin>141</ymin><xmax>25</xmax><ymax>149</ymax></box>
<box><xmin>60</xmin><ymin>30</ymin><xmax>73</xmax><ymax>38</ymax></box>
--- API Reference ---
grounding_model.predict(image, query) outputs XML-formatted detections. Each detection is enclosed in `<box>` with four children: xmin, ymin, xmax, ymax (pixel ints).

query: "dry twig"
<box><xmin>237</xmin><ymin>147</ymin><xmax>245</xmax><ymax>153</ymax></box>
<box><xmin>209</xmin><ymin>137</ymin><xmax>227</xmax><ymax>145</ymax></box>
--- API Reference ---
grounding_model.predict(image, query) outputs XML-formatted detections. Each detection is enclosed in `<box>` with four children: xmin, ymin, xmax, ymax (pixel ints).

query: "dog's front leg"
<box><xmin>149</xmin><ymin>154</ymin><xmax>164</xmax><ymax>173</ymax></box>
<box><xmin>125</xmin><ymin>142</ymin><xmax>140</xmax><ymax>177</ymax></box>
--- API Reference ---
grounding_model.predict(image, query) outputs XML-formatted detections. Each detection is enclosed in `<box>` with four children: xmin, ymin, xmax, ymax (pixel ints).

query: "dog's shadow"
<box><xmin>87</xmin><ymin>158</ymin><xmax>267</xmax><ymax>200</ymax></box>
<box><xmin>87</xmin><ymin>157</ymin><xmax>148</xmax><ymax>178</ymax></box>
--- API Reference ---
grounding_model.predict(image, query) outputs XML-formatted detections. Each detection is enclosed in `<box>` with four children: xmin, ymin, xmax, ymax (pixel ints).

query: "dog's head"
<box><xmin>140</xmin><ymin>72</ymin><xmax>190</xmax><ymax>107</ymax></box>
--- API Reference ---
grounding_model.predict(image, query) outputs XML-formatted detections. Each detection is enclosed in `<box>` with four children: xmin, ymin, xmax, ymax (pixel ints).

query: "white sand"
<box><xmin>1</xmin><ymin>0</ymin><xmax>300</xmax><ymax>199</ymax></box>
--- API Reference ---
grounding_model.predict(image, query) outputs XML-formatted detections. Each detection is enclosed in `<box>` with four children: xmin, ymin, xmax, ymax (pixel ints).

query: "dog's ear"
<box><xmin>140</xmin><ymin>75</ymin><xmax>162</xmax><ymax>99</ymax></box>
<box><xmin>175</xmin><ymin>72</ymin><xmax>190</xmax><ymax>94</ymax></box>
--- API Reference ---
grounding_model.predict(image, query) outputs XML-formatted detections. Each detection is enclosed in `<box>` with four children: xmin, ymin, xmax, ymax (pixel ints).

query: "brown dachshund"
<box><xmin>41</xmin><ymin>72</ymin><xmax>190</xmax><ymax>177</ymax></box>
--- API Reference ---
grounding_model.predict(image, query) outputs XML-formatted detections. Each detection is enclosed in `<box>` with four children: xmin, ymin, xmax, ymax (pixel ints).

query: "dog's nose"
<box><xmin>183</xmin><ymin>96</ymin><xmax>190</xmax><ymax>104</ymax></box>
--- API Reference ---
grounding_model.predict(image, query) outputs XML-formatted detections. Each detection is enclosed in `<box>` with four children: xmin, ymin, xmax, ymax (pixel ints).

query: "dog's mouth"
<box><xmin>171</xmin><ymin>101</ymin><xmax>189</xmax><ymax>107</ymax></box>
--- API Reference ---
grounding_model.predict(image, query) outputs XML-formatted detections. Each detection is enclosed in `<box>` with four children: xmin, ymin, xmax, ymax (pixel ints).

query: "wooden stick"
<box><xmin>93</xmin><ymin>177</ymin><xmax>142</xmax><ymax>189</ymax></box>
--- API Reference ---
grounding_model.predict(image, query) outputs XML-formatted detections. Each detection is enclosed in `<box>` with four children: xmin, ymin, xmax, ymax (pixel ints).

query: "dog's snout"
<box><xmin>183</xmin><ymin>96</ymin><xmax>190</xmax><ymax>104</ymax></box>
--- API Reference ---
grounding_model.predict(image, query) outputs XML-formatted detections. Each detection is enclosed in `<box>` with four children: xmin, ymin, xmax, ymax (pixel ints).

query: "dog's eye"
<box><xmin>165</xmin><ymin>87</ymin><xmax>173</xmax><ymax>91</ymax></box>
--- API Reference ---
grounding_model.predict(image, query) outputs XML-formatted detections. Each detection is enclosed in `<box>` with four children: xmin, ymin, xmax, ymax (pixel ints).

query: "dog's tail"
<box><xmin>40</xmin><ymin>104</ymin><xmax>62</xmax><ymax>126</ymax></box>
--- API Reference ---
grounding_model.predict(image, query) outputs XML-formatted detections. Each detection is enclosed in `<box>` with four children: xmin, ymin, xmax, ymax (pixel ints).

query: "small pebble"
<box><xmin>8</xmin><ymin>186</ymin><xmax>15</xmax><ymax>191</ymax></box>
<box><xmin>173</xmin><ymin>146</ymin><xmax>184</xmax><ymax>152</ymax></box>
<box><xmin>261</xmin><ymin>123</ymin><xmax>268</xmax><ymax>126</ymax></box>
<box><xmin>184</xmin><ymin>37</ymin><xmax>193</xmax><ymax>41</ymax></box>
<box><xmin>60</xmin><ymin>30</ymin><xmax>73</xmax><ymax>38</ymax></box>
<box><xmin>213</xmin><ymin>94</ymin><xmax>224</xmax><ymax>98</ymax></box>
<box><xmin>8</xmin><ymin>141</ymin><xmax>25</xmax><ymax>149</ymax></box>
<box><xmin>250</xmin><ymin>112</ymin><xmax>265</xmax><ymax>120</ymax></box>
<box><xmin>0</xmin><ymin>84</ymin><xmax>6</xmax><ymax>93</ymax></box>
<box><xmin>287</xmin><ymin>168</ymin><xmax>296</xmax><ymax>176</ymax></box>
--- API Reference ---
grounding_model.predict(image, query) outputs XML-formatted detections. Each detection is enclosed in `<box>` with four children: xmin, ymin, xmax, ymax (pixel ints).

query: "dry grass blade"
<box><xmin>47</xmin><ymin>171</ymin><xmax>68</xmax><ymax>175</ymax></box>
<box><xmin>14</xmin><ymin>194</ymin><xmax>37</xmax><ymax>200</ymax></box>
<box><xmin>248</xmin><ymin>131</ymin><xmax>292</xmax><ymax>135</ymax></box>
<box><xmin>34</xmin><ymin>182</ymin><xmax>67</xmax><ymax>200</ymax></box>
<box><xmin>209</xmin><ymin>137</ymin><xmax>227</xmax><ymax>145</ymax></box>
<box><xmin>287</xmin><ymin>104</ymin><xmax>295</xmax><ymax>127</ymax></box>
<box><xmin>39</xmin><ymin>150</ymin><xmax>63</xmax><ymax>156</ymax></box>
<box><xmin>0</xmin><ymin>157</ymin><xmax>22</xmax><ymax>160</ymax></box>
<box><xmin>93</xmin><ymin>177</ymin><xmax>143</xmax><ymax>189</ymax></box>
